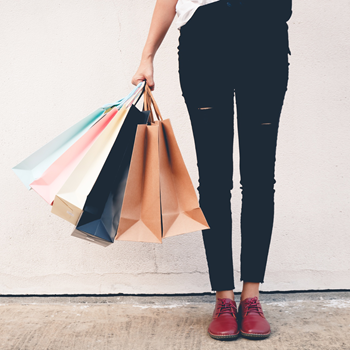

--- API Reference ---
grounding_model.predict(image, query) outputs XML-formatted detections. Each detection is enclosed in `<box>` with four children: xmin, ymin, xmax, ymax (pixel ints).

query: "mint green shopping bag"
<box><xmin>12</xmin><ymin>83</ymin><xmax>144</xmax><ymax>190</ymax></box>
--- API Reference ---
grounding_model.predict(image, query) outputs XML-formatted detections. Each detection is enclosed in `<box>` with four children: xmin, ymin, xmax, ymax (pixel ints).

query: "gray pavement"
<box><xmin>0</xmin><ymin>291</ymin><xmax>349</xmax><ymax>350</ymax></box>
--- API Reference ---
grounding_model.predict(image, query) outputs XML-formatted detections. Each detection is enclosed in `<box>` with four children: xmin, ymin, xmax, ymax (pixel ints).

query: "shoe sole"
<box><xmin>240</xmin><ymin>331</ymin><xmax>271</xmax><ymax>340</ymax></box>
<box><xmin>208</xmin><ymin>331</ymin><xmax>240</xmax><ymax>341</ymax></box>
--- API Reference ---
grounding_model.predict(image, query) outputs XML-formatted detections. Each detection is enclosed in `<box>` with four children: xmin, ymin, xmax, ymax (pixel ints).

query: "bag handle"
<box><xmin>102</xmin><ymin>81</ymin><xmax>145</xmax><ymax>110</ymax></box>
<box><xmin>143</xmin><ymin>84</ymin><xmax>152</xmax><ymax>121</ymax></box>
<box><xmin>143</xmin><ymin>84</ymin><xmax>163</xmax><ymax>123</ymax></box>
<box><xmin>124</xmin><ymin>81</ymin><xmax>146</xmax><ymax>109</ymax></box>
<box><xmin>147</xmin><ymin>85</ymin><xmax>163</xmax><ymax>121</ymax></box>
<box><xmin>143</xmin><ymin>84</ymin><xmax>153</xmax><ymax>122</ymax></box>
<box><xmin>133</xmin><ymin>81</ymin><xmax>147</xmax><ymax>106</ymax></box>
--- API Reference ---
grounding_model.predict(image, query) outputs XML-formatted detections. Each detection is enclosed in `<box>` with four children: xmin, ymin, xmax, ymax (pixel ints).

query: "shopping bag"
<box><xmin>51</xmin><ymin>85</ymin><xmax>144</xmax><ymax>225</ymax></box>
<box><xmin>74</xmin><ymin>104</ymin><xmax>150</xmax><ymax>243</ymax></box>
<box><xmin>115</xmin><ymin>85</ymin><xmax>209</xmax><ymax>242</ymax></box>
<box><xmin>12</xmin><ymin>108</ymin><xmax>107</xmax><ymax>189</ymax></box>
<box><xmin>71</xmin><ymin>228</ymin><xmax>112</xmax><ymax>247</ymax></box>
<box><xmin>12</xmin><ymin>83</ymin><xmax>144</xmax><ymax>190</ymax></box>
<box><xmin>159</xmin><ymin>118</ymin><xmax>209</xmax><ymax>237</ymax></box>
<box><xmin>115</xmin><ymin>122</ymin><xmax>162</xmax><ymax>243</ymax></box>
<box><xmin>147</xmin><ymin>85</ymin><xmax>209</xmax><ymax>237</ymax></box>
<box><xmin>30</xmin><ymin>108</ymin><xmax>118</xmax><ymax>205</ymax></box>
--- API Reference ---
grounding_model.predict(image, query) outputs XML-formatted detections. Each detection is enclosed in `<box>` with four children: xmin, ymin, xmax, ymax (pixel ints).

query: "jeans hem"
<box><xmin>240</xmin><ymin>277</ymin><xmax>265</xmax><ymax>284</ymax></box>
<box><xmin>211</xmin><ymin>284</ymin><xmax>236</xmax><ymax>292</ymax></box>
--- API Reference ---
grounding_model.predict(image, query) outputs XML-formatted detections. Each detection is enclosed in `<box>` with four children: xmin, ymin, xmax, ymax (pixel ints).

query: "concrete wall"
<box><xmin>0</xmin><ymin>0</ymin><xmax>349</xmax><ymax>295</ymax></box>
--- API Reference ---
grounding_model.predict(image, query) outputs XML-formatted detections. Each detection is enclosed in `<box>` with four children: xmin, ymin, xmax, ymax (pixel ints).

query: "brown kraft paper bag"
<box><xmin>115</xmin><ymin>122</ymin><xmax>162</xmax><ymax>243</ymax></box>
<box><xmin>144</xmin><ymin>84</ymin><xmax>209</xmax><ymax>238</ymax></box>
<box><xmin>158</xmin><ymin>118</ymin><xmax>209</xmax><ymax>238</ymax></box>
<box><xmin>115</xmin><ymin>84</ymin><xmax>209</xmax><ymax>242</ymax></box>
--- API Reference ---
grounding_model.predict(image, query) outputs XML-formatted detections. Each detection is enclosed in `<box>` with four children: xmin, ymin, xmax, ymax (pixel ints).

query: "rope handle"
<box><xmin>143</xmin><ymin>84</ymin><xmax>163</xmax><ymax>123</ymax></box>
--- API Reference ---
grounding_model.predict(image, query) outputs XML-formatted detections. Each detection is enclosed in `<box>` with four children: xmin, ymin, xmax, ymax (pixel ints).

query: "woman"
<box><xmin>132</xmin><ymin>0</ymin><xmax>292</xmax><ymax>341</ymax></box>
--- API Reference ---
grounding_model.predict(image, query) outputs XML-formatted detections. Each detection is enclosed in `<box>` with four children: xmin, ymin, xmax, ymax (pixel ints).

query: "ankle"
<box><xmin>240</xmin><ymin>292</ymin><xmax>259</xmax><ymax>301</ymax></box>
<box><xmin>240</xmin><ymin>282</ymin><xmax>260</xmax><ymax>301</ymax></box>
<box><xmin>216</xmin><ymin>290</ymin><xmax>235</xmax><ymax>301</ymax></box>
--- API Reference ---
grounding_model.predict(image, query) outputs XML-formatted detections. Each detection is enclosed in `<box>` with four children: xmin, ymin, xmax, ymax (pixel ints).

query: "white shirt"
<box><xmin>175</xmin><ymin>0</ymin><xmax>219</xmax><ymax>29</ymax></box>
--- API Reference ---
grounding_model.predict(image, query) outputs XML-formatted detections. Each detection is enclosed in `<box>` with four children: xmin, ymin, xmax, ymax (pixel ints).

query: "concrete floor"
<box><xmin>0</xmin><ymin>292</ymin><xmax>349</xmax><ymax>350</ymax></box>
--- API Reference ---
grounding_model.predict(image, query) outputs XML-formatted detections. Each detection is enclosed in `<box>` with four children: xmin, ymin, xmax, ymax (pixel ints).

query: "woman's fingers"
<box><xmin>131</xmin><ymin>60</ymin><xmax>155</xmax><ymax>90</ymax></box>
<box><xmin>131</xmin><ymin>75</ymin><xmax>144</xmax><ymax>86</ymax></box>
<box><xmin>144</xmin><ymin>74</ymin><xmax>155</xmax><ymax>91</ymax></box>
<box><xmin>132</xmin><ymin>74</ymin><xmax>155</xmax><ymax>91</ymax></box>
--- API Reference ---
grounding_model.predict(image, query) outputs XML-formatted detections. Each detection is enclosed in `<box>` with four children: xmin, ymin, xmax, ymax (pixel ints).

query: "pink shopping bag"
<box><xmin>30</xmin><ymin>108</ymin><xmax>118</xmax><ymax>204</ymax></box>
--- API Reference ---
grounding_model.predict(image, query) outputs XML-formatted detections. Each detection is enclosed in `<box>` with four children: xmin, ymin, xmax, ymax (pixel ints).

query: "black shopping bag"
<box><xmin>73</xmin><ymin>103</ymin><xmax>150</xmax><ymax>245</ymax></box>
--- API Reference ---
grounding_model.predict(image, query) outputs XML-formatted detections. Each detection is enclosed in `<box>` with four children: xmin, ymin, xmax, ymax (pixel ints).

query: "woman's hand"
<box><xmin>132</xmin><ymin>57</ymin><xmax>155</xmax><ymax>91</ymax></box>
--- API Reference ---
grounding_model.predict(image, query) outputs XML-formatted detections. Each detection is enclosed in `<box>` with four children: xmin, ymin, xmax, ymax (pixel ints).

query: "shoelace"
<box><xmin>216</xmin><ymin>299</ymin><xmax>237</xmax><ymax>317</ymax></box>
<box><xmin>244</xmin><ymin>297</ymin><xmax>263</xmax><ymax>316</ymax></box>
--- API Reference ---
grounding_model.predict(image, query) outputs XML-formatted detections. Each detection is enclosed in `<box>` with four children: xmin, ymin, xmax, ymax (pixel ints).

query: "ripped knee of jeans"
<box><xmin>261</xmin><ymin>122</ymin><xmax>272</xmax><ymax>125</ymax></box>
<box><xmin>198</xmin><ymin>107</ymin><xmax>213</xmax><ymax>110</ymax></box>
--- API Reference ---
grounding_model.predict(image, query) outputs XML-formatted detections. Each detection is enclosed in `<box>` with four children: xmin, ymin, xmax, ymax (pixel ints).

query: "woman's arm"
<box><xmin>131</xmin><ymin>0</ymin><xmax>178</xmax><ymax>91</ymax></box>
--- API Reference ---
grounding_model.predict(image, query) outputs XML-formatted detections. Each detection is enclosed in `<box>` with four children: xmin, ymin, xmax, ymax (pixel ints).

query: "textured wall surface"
<box><xmin>0</xmin><ymin>0</ymin><xmax>349</xmax><ymax>295</ymax></box>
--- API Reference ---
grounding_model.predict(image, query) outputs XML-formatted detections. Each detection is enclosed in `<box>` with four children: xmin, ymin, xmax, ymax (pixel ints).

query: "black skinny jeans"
<box><xmin>177</xmin><ymin>1</ymin><xmax>290</xmax><ymax>291</ymax></box>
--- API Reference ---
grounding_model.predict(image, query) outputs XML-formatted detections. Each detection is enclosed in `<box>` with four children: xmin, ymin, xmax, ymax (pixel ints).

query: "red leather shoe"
<box><xmin>208</xmin><ymin>298</ymin><xmax>239</xmax><ymax>340</ymax></box>
<box><xmin>238</xmin><ymin>297</ymin><xmax>271</xmax><ymax>339</ymax></box>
